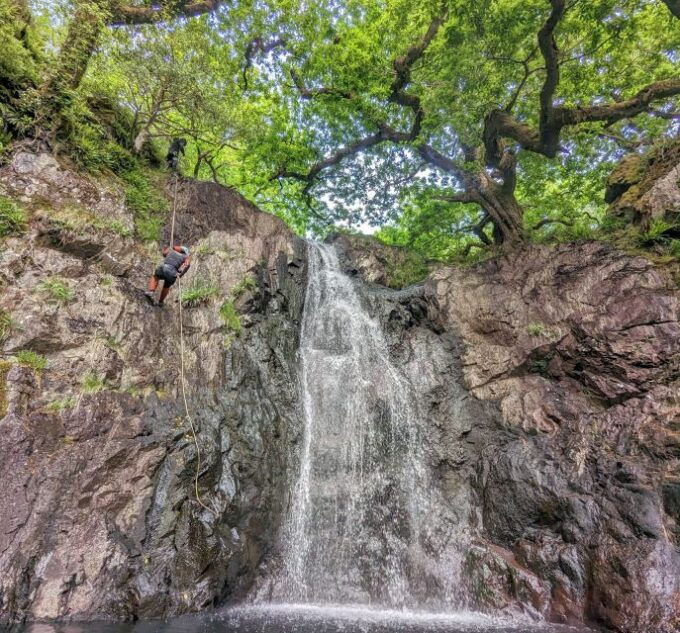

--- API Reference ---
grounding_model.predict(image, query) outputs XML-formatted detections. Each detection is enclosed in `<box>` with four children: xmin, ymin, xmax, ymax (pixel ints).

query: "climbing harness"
<box><xmin>169</xmin><ymin>170</ymin><xmax>215</xmax><ymax>516</ymax></box>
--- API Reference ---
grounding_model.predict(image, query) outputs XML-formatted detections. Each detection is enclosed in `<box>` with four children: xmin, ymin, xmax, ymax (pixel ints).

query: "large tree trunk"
<box><xmin>468</xmin><ymin>172</ymin><xmax>525</xmax><ymax>246</ymax></box>
<box><xmin>30</xmin><ymin>0</ymin><xmax>109</xmax><ymax>138</ymax></box>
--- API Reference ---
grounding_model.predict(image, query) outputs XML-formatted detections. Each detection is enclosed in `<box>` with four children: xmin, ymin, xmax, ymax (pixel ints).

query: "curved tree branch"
<box><xmin>556</xmin><ymin>78</ymin><xmax>680</xmax><ymax>126</ymax></box>
<box><xmin>110</xmin><ymin>0</ymin><xmax>225</xmax><ymax>26</ymax></box>
<box><xmin>484</xmin><ymin>0</ymin><xmax>680</xmax><ymax>165</ymax></box>
<box><xmin>276</xmin><ymin>4</ymin><xmax>450</xmax><ymax>186</ymax></box>
<box><xmin>388</xmin><ymin>1</ymin><xmax>448</xmax><ymax>140</ymax></box>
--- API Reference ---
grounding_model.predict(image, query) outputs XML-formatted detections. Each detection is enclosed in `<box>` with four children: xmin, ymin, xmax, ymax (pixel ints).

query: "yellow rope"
<box><xmin>169</xmin><ymin>171</ymin><xmax>214</xmax><ymax>516</ymax></box>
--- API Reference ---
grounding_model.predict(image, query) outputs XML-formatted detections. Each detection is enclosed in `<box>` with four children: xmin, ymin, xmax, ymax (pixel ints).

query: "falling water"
<box><xmin>264</xmin><ymin>241</ymin><xmax>463</xmax><ymax>610</ymax></box>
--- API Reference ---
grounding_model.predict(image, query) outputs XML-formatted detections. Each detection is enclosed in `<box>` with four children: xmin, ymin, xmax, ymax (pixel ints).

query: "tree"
<box><xmin>16</xmin><ymin>0</ymin><xmax>231</xmax><ymax>138</ymax></box>
<box><xmin>253</xmin><ymin>0</ymin><xmax>679</xmax><ymax>247</ymax></box>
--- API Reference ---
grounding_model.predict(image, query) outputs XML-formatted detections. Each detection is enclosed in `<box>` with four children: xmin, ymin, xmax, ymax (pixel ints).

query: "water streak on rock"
<box><xmin>269</xmin><ymin>242</ymin><xmax>461</xmax><ymax>608</ymax></box>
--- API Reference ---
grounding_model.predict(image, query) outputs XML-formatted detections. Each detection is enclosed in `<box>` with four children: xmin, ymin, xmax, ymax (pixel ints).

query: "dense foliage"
<box><xmin>0</xmin><ymin>0</ymin><xmax>678</xmax><ymax>259</ymax></box>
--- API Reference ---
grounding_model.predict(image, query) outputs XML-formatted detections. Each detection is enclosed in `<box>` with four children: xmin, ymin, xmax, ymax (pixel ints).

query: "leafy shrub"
<box><xmin>668</xmin><ymin>240</ymin><xmax>680</xmax><ymax>260</ymax></box>
<box><xmin>231</xmin><ymin>276</ymin><xmax>257</xmax><ymax>298</ymax></box>
<box><xmin>0</xmin><ymin>196</ymin><xmax>27</xmax><ymax>237</ymax></box>
<box><xmin>180</xmin><ymin>277</ymin><xmax>219</xmax><ymax>307</ymax></box>
<box><xmin>99</xmin><ymin>275</ymin><xmax>113</xmax><ymax>287</ymax></box>
<box><xmin>15</xmin><ymin>349</ymin><xmax>47</xmax><ymax>371</ymax></box>
<box><xmin>37</xmin><ymin>277</ymin><xmax>74</xmax><ymax>304</ymax></box>
<box><xmin>384</xmin><ymin>250</ymin><xmax>429</xmax><ymax>289</ymax></box>
<box><xmin>120</xmin><ymin>166</ymin><xmax>167</xmax><ymax>242</ymax></box>
<box><xmin>639</xmin><ymin>218</ymin><xmax>676</xmax><ymax>245</ymax></box>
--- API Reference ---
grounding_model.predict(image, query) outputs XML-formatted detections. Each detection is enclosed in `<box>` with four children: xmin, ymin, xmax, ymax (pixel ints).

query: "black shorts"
<box><xmin>154</xmin><ymin>265</ymin><xmax>178</xmax><ymax>287</ymax></box>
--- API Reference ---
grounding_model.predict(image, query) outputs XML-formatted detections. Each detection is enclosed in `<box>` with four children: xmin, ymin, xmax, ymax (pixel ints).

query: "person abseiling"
<box><xmin>166</xmin><ymin>138</ymin><xmax>186</xmax><ymax>171</ymax></box>
<box><xmin>145</xmin><ymin>244</ymin><xmax>191</xmax><ymax>306</ymax></box>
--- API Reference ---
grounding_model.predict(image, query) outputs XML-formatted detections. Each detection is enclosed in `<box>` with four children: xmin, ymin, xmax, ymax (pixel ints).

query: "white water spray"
<box><xmin>264</xmin><ymin>242</ymin><xmax>463</xmax><ymax>609</ymax></box>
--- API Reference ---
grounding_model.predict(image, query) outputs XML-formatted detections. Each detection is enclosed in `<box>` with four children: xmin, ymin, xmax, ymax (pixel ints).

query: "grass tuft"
<box><xmin>45</xmin><ymin>396</ymin><xmax>76</xmax><ymax>413</ymax></box>
<box><xmin>180</xmin><ymin>277</ymin><xmax>219</xmax><ymax>307</ymax></box>
<box><xmin>37</xmin><ymin>277</ymin><xmax>75</xmax><ymax>304</ymax></box>
<box><xmin>0</xmin><ymin>196</ymin><xmax>27</xmax><ymax>237</ymax></box>
<box><xmin>15</xmin><ymin>349</ymin><xmax>47</xmax><ymax>371</ymax></box>
<box><xmin>231</xmin><ymin>276</ymin><xmax>257</xmax><ymax>298</ymax></box>
<box><xmin>0</xmin><ymin>309</ymin><xmax>13</xmax><ymax>343</ymax></box>
<box><xmin>527</xmin><ymin>323</ymin><xmax>547</xmax><ymax>337</ymax></box>
<box><xmin>195</xmin><ymin>244</ymin><xmax>216</xmax><ymax>256</ymax></box>
<box><xmin>219</xmin><ymin>299</ymin><xmax>242</xmax><ymax>343</ymax></box>
<box><xmin>81</xmin><ymin>371</ymin><xmax>108</xmax><ymax>394</ymax></box>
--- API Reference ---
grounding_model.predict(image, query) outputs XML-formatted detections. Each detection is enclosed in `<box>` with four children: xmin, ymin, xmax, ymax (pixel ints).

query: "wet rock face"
<box><xmin>339</xmin><ymin>238</ymin><xmax>680</xmax><ymax>632</ymax></box>
<box><xmin>428</xmin><ymin>242</ymin><xmax>680</xmax><ymax>632</ymax></box>
<box><xmin>0</xmin><ymin>154</ymin><xmax>306</xmax><ymax>625</ymax></box>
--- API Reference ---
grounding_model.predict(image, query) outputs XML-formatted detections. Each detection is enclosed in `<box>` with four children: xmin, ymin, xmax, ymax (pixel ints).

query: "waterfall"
<box><xmin>264</xmin><ymin>242</ymin><xmax>463</xmax><ymax>610</ymax></box>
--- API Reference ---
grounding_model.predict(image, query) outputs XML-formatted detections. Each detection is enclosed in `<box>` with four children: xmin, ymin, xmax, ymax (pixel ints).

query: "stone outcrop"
<box><xmin>0</xmin><ymin>152</ymin><xmax>306</xmax><ymax>624</ymax></box>
<box><xmin>339</xmin><ymin>238</ymin><xmax>680</xmax><ymax>632</ymax></box>
<box><xmin>606</xmin><ymin>139</ymin><xmax>680</xmax><ymax>229</ymax></box>
<box><xmin>428</xmin><ymin>242</ymin><xmax>680</xmax><ymax>632</ymax></box>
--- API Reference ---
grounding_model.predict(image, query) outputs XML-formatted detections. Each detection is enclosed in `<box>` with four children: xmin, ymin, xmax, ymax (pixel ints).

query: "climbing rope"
<box><xmin>169</xmin><ymin>171</ymin><xmax>214</xmax><ymax>516</ymax></box>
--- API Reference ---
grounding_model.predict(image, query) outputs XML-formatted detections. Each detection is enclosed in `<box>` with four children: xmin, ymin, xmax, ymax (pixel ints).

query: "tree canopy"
<box><xmin>1</xmin><ymin>0</ymin><xmax>678</xmax><ymax>256</ymax></box>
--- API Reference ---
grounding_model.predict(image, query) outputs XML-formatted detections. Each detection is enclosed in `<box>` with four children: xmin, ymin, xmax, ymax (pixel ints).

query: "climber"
<box><xmin>145</xmin><ymin>244</ymin><xmax>191</xmax><ymax>306</ymax></box>
<box><xmin>166</xmin><ymin>138</ymin><xmax>186</xmax><ymax>171</ymax></box>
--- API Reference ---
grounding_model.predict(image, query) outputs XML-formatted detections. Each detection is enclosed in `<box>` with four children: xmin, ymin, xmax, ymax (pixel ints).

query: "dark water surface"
<box><xmin>15</xmin><ymin>605</ymin><xmax>594</xmax><ymax>633</ymax></box>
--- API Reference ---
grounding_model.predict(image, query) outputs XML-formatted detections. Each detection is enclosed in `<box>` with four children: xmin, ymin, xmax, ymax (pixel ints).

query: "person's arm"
<box><xmin>178</xmin><ymin>255</ymin><xmax>191</xmax><ymax>277</ymax></box>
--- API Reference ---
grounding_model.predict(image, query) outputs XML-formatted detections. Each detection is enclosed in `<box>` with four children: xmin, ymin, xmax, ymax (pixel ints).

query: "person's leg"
<box><xmin>158</xmin><ymin>284</ymin><xmax>171</xmax><ymax>305</ymax></box>
<box><xmin>145</xmin><ymin>274</ymin><xmax>159</xmax><ymax>297</ymax></box>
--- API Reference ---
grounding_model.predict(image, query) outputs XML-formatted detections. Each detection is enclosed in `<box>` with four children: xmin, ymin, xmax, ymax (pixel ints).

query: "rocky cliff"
<box><xmin>337</xmin><ymin>235</ymin><xmax>680</xmax><ymax>633</ymax></box>
<box><xmin>0</xmin><ymin>151</ymin><xmax>306</xmax><ymax>624</ymax></box>
<box><xmin>1</xmin><ymin>152</ymin><xmax>679</xmax><ymax>633</ymax></box>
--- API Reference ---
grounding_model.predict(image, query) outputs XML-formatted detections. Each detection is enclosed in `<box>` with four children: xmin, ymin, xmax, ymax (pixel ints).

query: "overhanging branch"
<box><xmin>110</xmin><ymin>0</ymin><xmax>224</xmax><ymax>26</ymax></box>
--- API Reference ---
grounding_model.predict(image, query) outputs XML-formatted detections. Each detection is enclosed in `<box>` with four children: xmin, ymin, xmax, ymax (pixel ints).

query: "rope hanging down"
<box><xmin>169</xmin><ymin>172</ymin><xmax>214</xmax><ymax>516</ymax></box>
